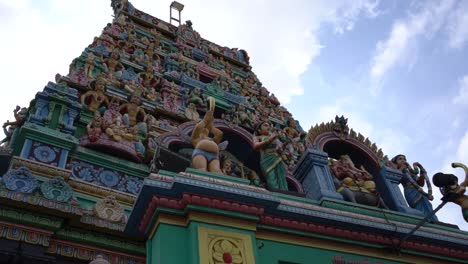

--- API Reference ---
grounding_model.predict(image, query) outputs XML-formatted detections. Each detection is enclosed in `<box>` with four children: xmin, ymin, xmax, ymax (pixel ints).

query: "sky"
<box><xmin>1</xmin><ymin>0</ymin><xmax>468</xmax><ymax>230</ymax></box>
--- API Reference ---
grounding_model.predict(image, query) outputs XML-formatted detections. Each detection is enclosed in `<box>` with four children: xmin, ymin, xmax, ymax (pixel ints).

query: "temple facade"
<box><xmin>0</xmin><ymin>1</ymin><xmax>467</xmax><ymax>263</ymax></box>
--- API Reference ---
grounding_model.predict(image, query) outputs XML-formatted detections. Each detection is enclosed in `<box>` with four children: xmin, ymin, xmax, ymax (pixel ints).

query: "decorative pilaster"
<box><xmin>377</xmin><ymin>166</ymin><xmax>424</xmax><ymax>216</ymax></box>
<box><xmin>293</xmin><ymin>149</ymin><xmax>343</xmax><ymax>201</ymax></box>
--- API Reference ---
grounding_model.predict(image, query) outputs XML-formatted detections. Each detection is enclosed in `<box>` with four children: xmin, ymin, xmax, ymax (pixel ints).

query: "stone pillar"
<box><xmin>377</xmin><ymin>166</ymin><xmax>424</xmax><ymax>216</ymax></box>
<box><xmin>293</xmin><ymin>149</ymin><xmax>343</xmax><ymax>201</ymax></box>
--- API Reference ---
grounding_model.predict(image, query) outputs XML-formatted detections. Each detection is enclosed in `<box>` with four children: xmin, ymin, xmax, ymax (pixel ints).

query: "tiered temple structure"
<box><xmin>0</xmin><ymin>1</ymin><xmax>467</xmax><ymax>263</ymax></box>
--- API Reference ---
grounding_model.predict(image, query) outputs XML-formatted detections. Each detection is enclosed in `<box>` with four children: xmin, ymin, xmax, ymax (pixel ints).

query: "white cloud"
<box><xmin>327</xmin><ymin>0</ymin><xmax>380</xmax><ymax>34</ymax></box>
<box><xmin>446</xmin><ymin>1</ymin><xmax>468</xmax><ymax>49</ymax></box>
<box><xmin>0</xmin><ymin>0</ymin><xmax>112</xmax><ymax>126</ymax></box>
<box><xmin>0</xmin><ymin>0</ymin><xmax>381</xmax><ymax>128</ymax></box>
<box><xmin>369</xmin><ymin>0</ymin><xmax>456</xmax><ymax>95</ymax></box>
<box><xmin>452</xmin><ymin>75</ymin><xmax>468</xmax><ymax>105</ymax></box>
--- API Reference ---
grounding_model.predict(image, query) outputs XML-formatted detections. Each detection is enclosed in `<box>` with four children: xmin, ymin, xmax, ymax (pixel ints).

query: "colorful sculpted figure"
<box><xmin>391</xmin><ymin>154</ymin><xmax>438</xmax><ymax>222</ymax></box>
<box><xmin>145</xmin><ymin>87</ymin><xmax>162</xmax><ymax>103</ymax></box>
<box><xmin>329</xmin><ymin>155</ymin><xmax>376</xmax><ymax>194</ymax></box>
<box><xmin>138</xmin><ymin>66</ymin><xmax>160</xmax><ymax>89</ymax></box>
<box><xmin>103</xmin><ymin>98</ymin><xmax>125</xmax><ymax>141</ymax></box>
<box><xmin>187</xmin><ymin>87</ymin><xmax>205</xmax><ymax>108</ymax></box>
<box><xmin>434</xmin><ymin>163</ymin><xmax>468</xmax><ymax>222</ymax></box>
<box><xmin>120</xmin><ymin>87</ymin><xmax>146</xmax><ymax>126</ymax></box>
<box><xmin>253</xmin><ymin>121</ymin><xmax>288</xmax><ymax>191</ymax></box>
<box><xmin>222</xmin><ymin>159</ymin><xmax>233</xmax><ymax>175</ymax></box>
<box><xmin>103</xmin><ymin>51</ymin><xmax>124</xmax><ymax>81</ymax></box>
<box><xmin>80</xmin><ymin>75</ymin><xmax>109</xmax><ymax>112</ymax></box>
<box><xmin>87</xmin><ymin>112</ymin><xmax>103</xmax><ymax>142</ymax></box>
<box><xmin>184</xmin><ymin>103</ymin><xmax>200</xmax><ymax>121</ymax></box>
<box><xmin>191</xmin><ymin>97</ymin><xmax>223</xmax><ymax>173</ymax></box>
<box><xmin>1</xmin><ymin>106</ymin><xmax>28</xmax><ymax>147</ymax></box>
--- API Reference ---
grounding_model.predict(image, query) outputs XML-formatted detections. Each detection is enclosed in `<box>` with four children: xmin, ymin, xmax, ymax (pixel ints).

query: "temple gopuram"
<box><xmin>1</xmin><ymin>1</ymin><xmax>468</xmax><ymax>263</ymax></box>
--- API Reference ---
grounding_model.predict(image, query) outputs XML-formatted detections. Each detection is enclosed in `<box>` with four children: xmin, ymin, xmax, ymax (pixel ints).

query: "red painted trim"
<box><xmin>139</xmin><ymin>193</ymin><xmax>264</xmax><ymax>233</ymax></box>
<box><xmin>138</xmin><ymin>193</ymin><xmax>468</xmax><ymax>260</ymax></box>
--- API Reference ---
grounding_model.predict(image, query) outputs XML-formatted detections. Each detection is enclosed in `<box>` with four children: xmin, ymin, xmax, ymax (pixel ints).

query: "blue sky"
<box><xmin>1</xmin><ymin>0</ymin><xmax>468</xmax><ymax>230</ymax></box>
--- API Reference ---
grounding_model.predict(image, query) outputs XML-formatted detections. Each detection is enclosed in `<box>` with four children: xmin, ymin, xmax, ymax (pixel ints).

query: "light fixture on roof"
<box><xmin>170</xmin><ymin>1</ymin><xmax>184</xmax><ymax>26</ymax></box>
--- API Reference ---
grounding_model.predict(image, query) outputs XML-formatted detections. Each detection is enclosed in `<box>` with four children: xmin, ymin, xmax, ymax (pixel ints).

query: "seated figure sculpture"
<box><xmin>191</xmin><ymin>97</ymin><xmax>223</xmax><ymax>174</ymax></box>
<box><xmin>329</xmin><ymin>155</ymin><xmax>376</xmax><ymax>194</ymax></box>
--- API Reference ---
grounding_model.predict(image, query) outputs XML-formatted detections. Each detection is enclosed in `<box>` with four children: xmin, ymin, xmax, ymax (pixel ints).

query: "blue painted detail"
<box><xmin>164</xmin><ymin>56</ymin><xmax>180</xmax><ymax>72</ymax></box>
<box><xmin>28</xmin><ymin>142</ymin><xmax>61</xmax><ymax>166</ymax></box>
<box><xmin>99</xmin><ymin>170</ymin><xmax>120</xmax><ymax>188</ymax></box>
<box><xmin>69</xmin><ymin>161</ymin><xmax>143</xmax><ymax>195</ymax></box>
<box><xmin>180</xmin><ymin>74</ymin><xmax>206</xmax><ymax>90</ymax></box>
<box><xmin>28</xmin><ymin>81</ymin><xmax>82</xmax><ymax>133</ymax></box>
<box><xmin>20</xmin><ymin>139</ymin><xmax>33</xmax><ymax>158</ymax></box>
<box><xmin>29</xmin><ymin>98</ymin><xmax>49</xmax><ymax>125</ymax></box>
<box><xmin>293</xmin><ymin>149</ymin><xmax>343</xmax><ymax>201</ymax></box>
<box><xmin>377</xmin><ymin>166</ymin><xmax>424</xmax><ymax>217</ymax></box>
<box><xmin>121</xmin><ymin>68</ymin><xmax>139</xmax><ymax>82</ymax></box>
<box><xmin>58</xmin><ymin>150</ymin><xmax>69</xmax><ymax>168</ymax></box>
<box><xmin>1</xmin><ymin>166</ymin><xmax>39</xmax><ymax>194</ymax></box>
<box><xmin>94</xmin><ymin>44</ymin><xmax>110</xmax><ymax>57</ymax></box>
<box><xmin>33</xmin><ymin>146</ymin><xmax>57</xmax><ymax>163</ymax></box>
<box><xmin>191</xmin><ymin>48</ymin><xmax>207</xmax><ymax>62</ymax></box>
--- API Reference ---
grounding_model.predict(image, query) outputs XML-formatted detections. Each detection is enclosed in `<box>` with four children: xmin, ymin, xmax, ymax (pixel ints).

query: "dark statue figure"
<box><xmin>434</xmin><ymin>163</ymin><xmax>468</xmax><ymax>222</ymax></box>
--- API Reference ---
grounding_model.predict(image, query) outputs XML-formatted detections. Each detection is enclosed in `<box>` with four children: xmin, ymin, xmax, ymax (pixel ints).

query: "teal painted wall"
<box><xmin>147</xmin><ymin>221</ymin><xmax>404</xmax><ymax>264</ymax></box>
<box><xmin>257</xmin><ymin>239</ymin><xmax>401</xmax><ymax>264</ymax></box>
<box><xmin>149</xmin><ymin>224</ymin><xmax>191</xmax><ymax>264</ymax></box>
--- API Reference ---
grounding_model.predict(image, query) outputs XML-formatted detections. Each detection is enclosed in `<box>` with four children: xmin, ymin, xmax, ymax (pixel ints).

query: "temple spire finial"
<box><xmin>170</xmin><ymin>1</ymin><xmax>184</xmax><ymax>26</ymax></box>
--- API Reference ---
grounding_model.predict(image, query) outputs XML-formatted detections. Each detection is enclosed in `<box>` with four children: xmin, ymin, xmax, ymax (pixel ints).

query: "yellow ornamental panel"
<box><xmin>198</xmin><ymin>226</ymin><xmax>255</xmax><ymax>264</ymax></box>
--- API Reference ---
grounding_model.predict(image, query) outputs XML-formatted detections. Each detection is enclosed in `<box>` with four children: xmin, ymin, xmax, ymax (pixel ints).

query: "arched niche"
<box><xmin>159</xmin><ymin>119</ymin><xmax>303</xmax><ymax>193</ymax></box>
<box><xmin>304</xmin><ymin>116</ymin><xmax>388</xmax><ymax>206</ymax></box>
<box><xmin>322</xmin><ymin>139</ymin><xmax>380</xmax><ymax>179</ymax></box>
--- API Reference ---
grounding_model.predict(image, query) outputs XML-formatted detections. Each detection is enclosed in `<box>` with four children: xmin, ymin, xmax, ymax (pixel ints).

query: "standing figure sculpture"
<box><xmin>253</xmin><ymin>121</ymin><xmax>288</xmax><ymax>191</ymax></box>
<box><xmin>391</xmin><ymin>154</ymin><xmax>438</xmax><ymax>222</ymax></box>
<box><xmin>433</xmin><ymin>163</ymin><xmax>468</xmax><ymax>222</ymax></box>
<box><xmin>191</xmin><ymin>97</ymin><xmax>223</xmax><ymax>174</ymax></box>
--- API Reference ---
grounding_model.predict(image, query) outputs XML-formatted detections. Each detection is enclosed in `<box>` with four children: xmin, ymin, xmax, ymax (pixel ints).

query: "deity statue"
<box><xmin>121</xmin><ymin>84</ymin><xmax>146</xmax><ymax>126</ymax></box>
<box><xmin>253</xmin><ymin>121</ymin><xmax>288</xmax><ymax>191</ymax></box>
<box><xmin>1</xmin><ymin>106</ymin><xmax>28</xmax><ymax>147</ymax></box>
<box><xmin>145</xmin><ymin>87</ymin><xmax>162</xmax><ymax>103</ymax></box>
<box><xmin>138</xmin><ymin>66</ymin><xmax>160</xmax><ymax>89</ymax></box>
<box><xmin>284</xmin><ymin>117</ymin><xmax>300</xmax><ymax>139</ymax></box>
<box><xmin>184</xmin><ymin>103</ymin><xmax>200</xmax><ymax>121</ymax></box>
<box><xmin>103</xmin><ymin>51</ymin><xmax>124</xmax><ymax>81</ymax></box>
<box><xmin>433</xmin><ymin>163</ymin><xmax>468</xmax><ymax>222</ymax></box>
<box><xmin>81</xmin><ymin>75</ymin><xmax>109</xmax><ymax>112</ymax></box>
<box><xmin>235</xmin><ymin>105</ymin><xmax>254</xmax><ymax>128</ymax></box>
<box><xmin>86</xmin><ymin>112</ymin><xmax>103</xmax><ymax>143</ymax></box>
<box><xmin>187</xmin><ymin>87</ymin><xmax>205</xmax><ymax>108</ymax></box>
<box><xmin>329</xmin><ymin>155</ymin><xmax>376</xmax><ymax>194</ymax></box>
<box><xmin>391</xmin><ymin>154</ymin><xmax>437</xmax><ymax>222</ymax></box>
<box><xmin>222</xmin><ymin>159</ymin><xmax>233</xmax><ymax>175</ymax></box>
<box><xmin>191</xmin><ymin>97</ymin><xmax>223</xmax><ymax>173</ymax></box>
<box><xmin>102</xmin><ymin>98</ymin><xmax>125</xmax><ymax>142</ymax></box>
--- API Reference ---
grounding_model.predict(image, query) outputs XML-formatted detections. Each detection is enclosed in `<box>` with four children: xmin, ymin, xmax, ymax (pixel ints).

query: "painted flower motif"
<box><xmin>212</xmin><ymin>239</ymin><xmax>242</xmax><ymax>264</ymax></box>
<box><xmin>33</xmin><ymin>146</ymin><xmax>56</xmax><ymax>163</ymax></box>
<box><xmin>125</xmin><ymin>177</ymin><xmax>142</xmax><ymax>194</ymax></box>
<box><xmin>99</xmin><ymin>170</ymin><xmax>120</xmax><ymax>187</ymax></box>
